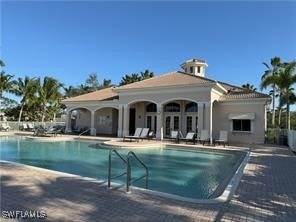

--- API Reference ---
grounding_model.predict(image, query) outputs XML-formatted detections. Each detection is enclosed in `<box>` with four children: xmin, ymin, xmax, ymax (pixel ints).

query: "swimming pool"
<box><xmin>0</xmin><ymin>136</ymin><xmax>246</xmax><ymax>200</ymax></box>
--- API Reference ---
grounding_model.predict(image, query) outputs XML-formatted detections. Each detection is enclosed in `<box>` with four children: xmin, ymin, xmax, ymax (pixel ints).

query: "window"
<box><xmin>232</xmin><ymin>119</ymin><xmax>251</xmax><ymax>132</ymax></box>
<box><xmin>174</xmin><ymin>116</ymin><xmax>179</xmax><ymax>131</ymax></box>
<box><xmin>190</xmin><ymin>66</ymin><xmax>194</xmax><ymax>73</ymax></box>
<box><xmin>147</xmin><ymin>116</ymin><xmax>152</xmax><ymax>130</ymax></box>
<box><xmin>197</xmin><ymin>66</ymin><xmax>201</xmax><ymax>73</ymax></box>
<box><xmin>186</xmin><ymin>116</ymin><xmax>192</xmax><ymax>133</ymax></box>
<box><xmin>164</xmin><ymin>103</ymin><xmax>180</xmax><ymax>112</ymax></box>
<box><xmin>146</xmin><ymin>103</ymin><xmax>156</xmax><ymax>112</ymax></box>
<box><xmin>185</xmin><ymin>102</ymin><xmax>198</xmax><ymax>112</ymax></box>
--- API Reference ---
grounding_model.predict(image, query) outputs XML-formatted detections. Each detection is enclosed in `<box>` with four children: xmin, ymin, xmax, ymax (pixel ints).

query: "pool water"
<box><xmin>0</xmin><ymin>136</ymin><xmax>245</xmax><ymax>199</ymax></box>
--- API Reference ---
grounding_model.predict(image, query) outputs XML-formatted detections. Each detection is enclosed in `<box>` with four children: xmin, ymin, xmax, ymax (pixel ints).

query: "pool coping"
<box><xmin>0</xmin><ymin>135</ymin><xmax>250</xmax><ymax>204</ymax></box>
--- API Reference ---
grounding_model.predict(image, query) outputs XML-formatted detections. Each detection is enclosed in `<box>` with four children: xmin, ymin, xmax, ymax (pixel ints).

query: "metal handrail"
<box><xmin>78</xmin><ymin>128</ymin><xmax>90</xmax><ymax>137</ymax></box>
<box><xmin>126</xmin><ymin>151</ymin><xmax>149</xmax><ymax>192</ymax></box>
<box><xmin>108</xmin><ymin>149</ymin><xmax>127</xmax><ymax>188</ymax></box>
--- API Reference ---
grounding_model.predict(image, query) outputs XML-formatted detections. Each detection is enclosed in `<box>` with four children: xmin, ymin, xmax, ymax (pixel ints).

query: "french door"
<box><xmin>165</xmin><ymin>115</ymin><xmax>180</xmax><ymax>136</ymax></box>
<box><xmin>146</xmin><ymin>115</ymin><xmax>157</xmax><ymax>133</ymax></box>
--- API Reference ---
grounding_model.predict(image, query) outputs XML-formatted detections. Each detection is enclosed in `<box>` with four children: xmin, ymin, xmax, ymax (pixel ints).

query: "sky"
<box><xmin>1</xmin><ymin>1</ymin><xmax>296</xmax><ymax>108</ymax></box>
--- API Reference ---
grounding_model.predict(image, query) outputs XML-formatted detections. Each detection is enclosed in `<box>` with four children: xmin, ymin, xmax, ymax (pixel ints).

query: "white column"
<box><xmin>122</xmin><ymin>105</ymin><xmax>130</xmax><ymax>136</ymax></box>
<box><xmin>65</xmin><ymin>110</ymin><xmax>72</xmax><ymax>133</ymax></box>
<box><xmin>90</xmin><ymin>110</ymin><xmax>96</xmax><ymax>136</ymax></box>
<box><xmin>156</xmin><ymin>104</ymin><xmax>163</xmax><ymax>140</ymax></box>
<box><xmin>204</xmin><ymin>102</ymin><xmax>213</xmax><ymax>144</ymax></box>
<box><xmin>117</xmin><ymin>105</ymin><xmax>123</xmax><ymax>137</ymax></box>
<box><xmin>198</xmin><ymin>103</ymin><xmax>204</xmax><ymax>132</ymax></box>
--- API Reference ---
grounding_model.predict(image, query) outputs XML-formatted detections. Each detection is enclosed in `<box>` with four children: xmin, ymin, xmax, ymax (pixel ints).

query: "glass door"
<box><xmin>165</xmin><ymin>115</ymin><xmax>180</xmax><ymax>136</ymax></box>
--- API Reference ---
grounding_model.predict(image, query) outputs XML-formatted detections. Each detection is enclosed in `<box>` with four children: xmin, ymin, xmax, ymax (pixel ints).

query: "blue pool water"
<box><xmin>0</xmin><ymin>136</ymin><xmax>245</xmax><ymax>199</ymax></box>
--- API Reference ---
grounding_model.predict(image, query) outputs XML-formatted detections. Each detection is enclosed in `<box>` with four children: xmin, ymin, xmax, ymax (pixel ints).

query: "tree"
<box><xmin>0</xmin><ymin>59</ymin><xmax>5</xmax><ymax>67</ymax></box>
<box><xmin>140</xmin><ymin>69</ymin><xmax>154</xmax><ymax>80</ymax></box>
<box><xmin>13</xmin><ymin>76</ymin><xmax>38</xmax><ymax>124</ymax></box>
<box><xmin>102</xmin><ymin>79</ymin><xmax>112</xmax><ymax>88</ymax></box>
<box><xmin>85</xmin><ymin>73</ymin><xmax>99</xmax><ymax>91</ymax></box>
<box><xmin>0</xmin><ymin>72</ymin><xmax>15</xmax><ymax>98</ymax></box>
<box><xmin>37</xmin><ymin>77</ymin><xmax>63</xmax><ymax>122</ymax></box>
<box><xmin>261</xmin><ymin>57</ymin><xmax>282</xmax><ymax>127</ymax></box>
<box><xmin>242</xmin><ymin>83</ymin><xmax>257</xmax><ymax>92</ymax></box>
<box><xmin>119</xmin><ymin>69</ymin><xmax>154</xmax><ymax>86</ymax></box>
<box><xmin>274</xmin><ymin>61</ymin><xmax>296</xmax><ymax>129</ymax></box>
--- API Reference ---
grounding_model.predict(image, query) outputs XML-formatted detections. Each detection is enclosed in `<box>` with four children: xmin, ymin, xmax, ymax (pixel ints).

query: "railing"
<box><xmin>288</xmin><ymin>130</ymin><xmax>296</xmax><ymax>152</ymax></box>
<box><xmin>108</xmin><ymin>149</ymin><xmax>128</xmax><ymax>189</ymax></box>
<box><xmin>78</xmin><ymin>128</ymin><xmax>90</xmax><ymax>137</ymax></box>
<box><xmin>126</xmin><ymin>151</ymin><xmax>149</xmax><ymax>192</ymax></box>
<box><xmin>107</xmin><ymin>149</ymin><xmax>149</xmax><ymax>192</ymax></box>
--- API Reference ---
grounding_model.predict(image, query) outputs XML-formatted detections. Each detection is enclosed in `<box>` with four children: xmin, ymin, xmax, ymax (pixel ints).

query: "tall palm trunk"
<box><xmin>286</xmin><ymin>100</ymin><xmax>290</xmax><ymax>130</ymax></box>
<box><xmin>18</xmin><ymin>103</ymin><xmax>24</xmax><ymax>126</ymax></box>
<box><xmin>272</xmin><ymin>84</ymin><xmax>276</xmax><ymax>127</ymax></box>
<box><xmin>278</xmin><ymin>108</ymin><xmax>282</xmax><ymax>127</ymax></box>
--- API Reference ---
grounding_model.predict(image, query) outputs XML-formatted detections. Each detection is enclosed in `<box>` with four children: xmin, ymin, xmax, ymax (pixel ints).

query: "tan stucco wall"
<box><xmin>118</xmin><ymin>88</ymin><xmax>211</xmax><ymax>105</ymax></box>
<box><xmin>75</xmin><ymin>110</ymin><xmax>91</xmax><ymax>129</ymax></box>
<box><xmin>212</xmin><ymin>102</ymin><xmax>266</xmax><ymax>144</ymax></box>
<box><xmin>95</xmin><ymin>108</ymin><xmax>118</xmax><ymax>135</ymax></box>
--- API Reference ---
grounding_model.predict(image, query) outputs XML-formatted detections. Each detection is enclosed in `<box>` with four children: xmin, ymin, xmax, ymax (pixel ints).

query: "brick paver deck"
<box><xmin>1</xmin><ymin>145</ymin><xmax>296</xmax><ymax>221</ymax></box>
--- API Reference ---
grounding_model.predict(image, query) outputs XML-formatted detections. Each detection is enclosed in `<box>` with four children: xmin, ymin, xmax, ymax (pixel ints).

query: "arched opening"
<box><xmin>164</xmin><ymin>103</ymin><xmax>180</xmax><ymax>112</ymax></box>
<box><xmin>94</xmin><ymin>107</ymin><xmax>119</xmax><ymax>136</ymax></box>
<box><xmin>161</xmin><ymin>100</ymin><xmax>199</xmax><ymax>137</ymax></box>
<box><xmin>69</xmin><ymin>108</ymin><xmax>91</xmax><ymax>134</ymax></box>
<box><xmin>127</xmin><ymin>101</ymin><xmax>158</xmax><ymax>135</ymax></box>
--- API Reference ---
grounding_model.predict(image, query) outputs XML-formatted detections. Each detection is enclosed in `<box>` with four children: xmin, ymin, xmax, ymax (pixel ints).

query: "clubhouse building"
<box><xmin>62</xmin><ymin>59</ymin><xmax>271</xmax><ymax>144</ymax></box>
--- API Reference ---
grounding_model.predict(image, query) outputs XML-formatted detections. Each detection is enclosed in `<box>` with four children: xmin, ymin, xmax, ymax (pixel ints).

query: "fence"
<box><xmin>288</xmin><ymin>130</ymin><xmax>296</xmax><ymax>152</ymax></box>
<box><xmin>0</xmin><ymin>121</ymin><xmax>66</xmax><ymax>131</ymax></box>
<box><xmin>265</xmin><ymin>128</ymin><xmax>288</xmax><ymax>146</ymax></box>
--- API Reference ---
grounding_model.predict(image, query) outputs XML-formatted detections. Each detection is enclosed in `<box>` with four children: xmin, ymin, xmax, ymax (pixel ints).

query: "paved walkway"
<box><xmin>1</xmin><ymin>145</ymin><xmax>296</xmax><ymax>222</ymax></box>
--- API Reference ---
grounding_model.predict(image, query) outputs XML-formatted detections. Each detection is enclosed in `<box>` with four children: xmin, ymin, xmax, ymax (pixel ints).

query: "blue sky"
<box><xmin>1</xmin><ymin>1</ymin><xmax>296</xmax><ymax>106</ymax></box>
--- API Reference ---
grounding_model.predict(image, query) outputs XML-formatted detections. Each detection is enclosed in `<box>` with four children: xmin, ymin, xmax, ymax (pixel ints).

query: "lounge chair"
<box><xmin>139</xmin><ymin>128</ymin><xmax>150</xmax><ymax>140</ymax></box>
<box><xmin>170</xmin><ymin>130</ymin><xmax>183</xmax><ymax>143</ymax></box>
<box><xmin>123</xmin><ymin>128</ymin><xmax>142</xmax><ymax>142</ymax></box>
<box><xmin>27</xmin><ymin>123</ymin><xmax>35</xmax><ymax>131</ymax></box>
<box><xmin>180</xmin><ymin>132</ymin><xmax>196</xmax><ymax>144</ymax></box>
<box><xmin>199</xmin><ymin>130</ymin><xmax>210</xmax><ymax>145</ymax></box>
<box><xmin>0</xmin><ymin>123</ymin><xmax>10</xmax><ymax>131</ymax></box>
<box><xmin>215</xmin><ymin>130</ymin><xmax>228</xmax><ymax>147</ymax></box>
<box><xmin>147</xmin><ymin>131</ymin><xmax>155</xmax><ymax>140</ymax></box>
<box><xmin>21</xmin><ymin>123</ymin><xmax>28</xmax><ymax>131</ymax></box>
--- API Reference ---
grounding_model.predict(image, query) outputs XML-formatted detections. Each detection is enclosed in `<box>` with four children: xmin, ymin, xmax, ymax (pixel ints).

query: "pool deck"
<box><xmin>1</xmin><ymin>136</ymin><xmax>296</xmax><ymax>221</ymax></box>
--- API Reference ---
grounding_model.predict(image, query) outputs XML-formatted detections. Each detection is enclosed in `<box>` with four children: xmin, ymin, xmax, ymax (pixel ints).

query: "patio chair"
<box><xmin>139</xmin><ymin>128</ymin><xmax>150</xmax><ymax>140</ymax></box>
<box><xmin>0</xmin><ymin>122</ymin><xmax>10</xmax><ymax>131</ymax></box>
<box><xmin>199</xmin><ymin>130</ymin><xmax>210</xmax><ymax>145</ymax></box>
<box><xmin>180</xmin><ymin>132</ymin><xmax>196</xmax><ymax>144</ymax></box>
<box><xmin>27</xmin><ymin>123</ymin><xmax>35</xmax><ymax>131</ymax></box>
<box><xmin>215</xmin><ymin>130</ymin><xmax>228</xmax><ymax>147</ymax></box>
<box><xmin>21</xmin><ymin>123</ymin><xmax>28</xmax><ymax>131</ymax></box>
<box><xmin>170</xmin><ymin>130</ymin><xmax>183</xmax><ymax>143</ymax></box>
<box><xmin>147</xmin><ymin>131</ymin><xmax>155</xmax><ymax>140</ymax></box>
<box><xmin>123</xmin><ymin>128</ymin><xmax>142</xmax><ymax>142</ymax></box>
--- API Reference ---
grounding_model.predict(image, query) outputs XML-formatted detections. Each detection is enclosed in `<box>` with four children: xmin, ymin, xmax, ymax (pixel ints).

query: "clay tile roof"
<box><xmin>221</xmin><ymin>91</ymin><xmax>271</xmax><ymax>100</ymax></box>
<box><xmin>62</xmin><ymin>87</ymin><xmax>118</xmax><ymax>102</ymax></box>
<box><xmin>116</xmin><ymin>71</ymin><xmax>215</xmax><ymax>90</ymax></box>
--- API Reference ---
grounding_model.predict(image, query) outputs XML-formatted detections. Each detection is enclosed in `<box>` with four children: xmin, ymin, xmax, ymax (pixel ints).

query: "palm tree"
<box><xmin>140</xmin><ymin>69</ymin><xmax>154</xmax><ymax>80</ymax></box>
<box><xmin>0</xmin><ymin>60</ymin><xmax>5</xmax><ymax>68</ymax></box>
<box><xmin>242</xmin><ymin>83</ymin><xmax>257</xmax><ymax>92</ymax></box>
<box><xmin>274</xmin><ymin>61</ymin><xmax>296</xmax><ymax>129</ymax></box>
<box><xmin>0</xmin><ymin>72</ymin><xmax>16</xmax><ymax>98</ymax></box>
<box><xmin>37</xmin><ymin>77</ymin><xmax>63</xmax><ymax>122</ymax></box>
<box><xmin>85</xmin><ymin>73</ymin><xmax>99</xmax><ymax>91</ymax></box>
<box><xmin>13</xmin><ymin>76</ymin><xmax>38</xmax><ymax>124</ymax></box>
<box><xmin>261</xmin><ymin>57</ymin><xmax>282</xmax><ymax>127</ymax></box>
